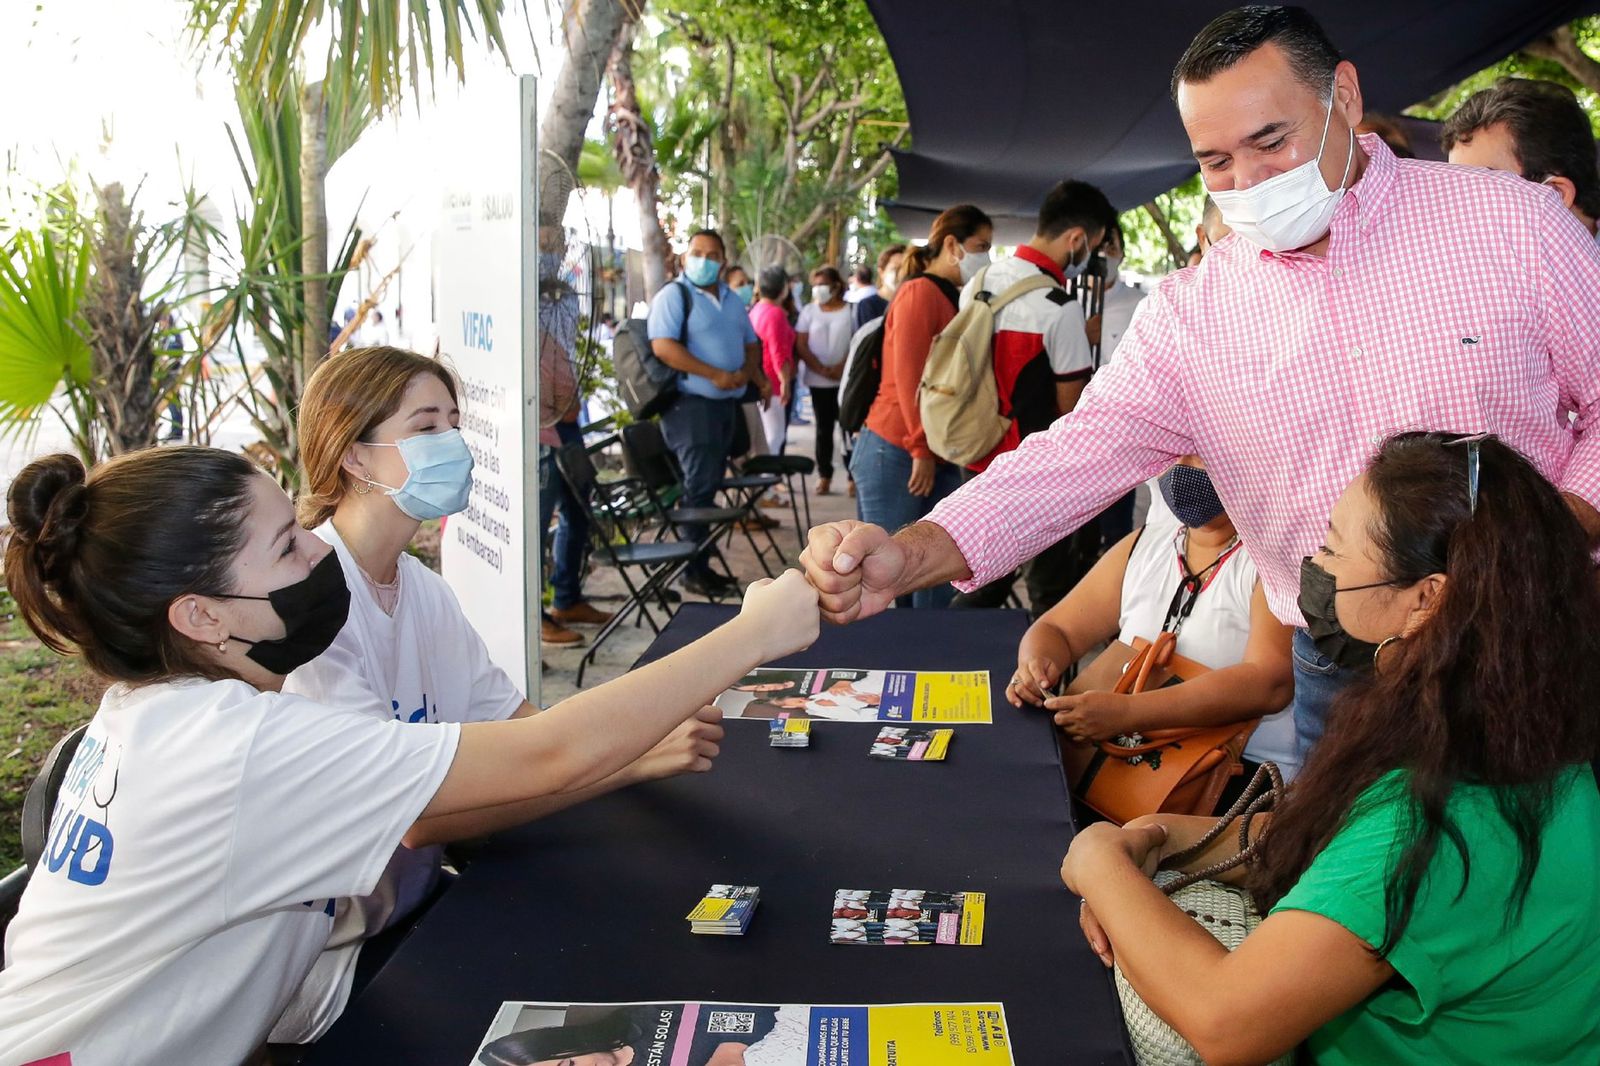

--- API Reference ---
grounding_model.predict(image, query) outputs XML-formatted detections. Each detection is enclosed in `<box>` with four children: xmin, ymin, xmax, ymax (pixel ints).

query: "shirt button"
<box><xmin>1350</xmin><ymin>346</ymin><xmax>1363</xmax><ymax>358</ymax></box>
<box><xmin>1333</xmin><ymin>267</ymin><xmax>1344</xmax><ymax>278</ymax></box>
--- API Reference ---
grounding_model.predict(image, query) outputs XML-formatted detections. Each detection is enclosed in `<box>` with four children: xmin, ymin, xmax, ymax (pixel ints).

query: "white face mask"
<box><xmin>1103</xmin><ymin>254</ymin><xmax>1122</xmax><ymax>286</ymax></box>
<box><xmin>957</xmin><ymin>245</ymin><xmax>992</xmax><ymax>283</ymax></box>
<box><xmin>881</xmin><ymin>267</ymin><xmax>898</xmax><ymax>292</ymax></box>
<box><xmin>1208</xmin><ymin>75</ymin><xmax>1356</xmax><ymax>253</ymax></box>
<box><xmin>812</xmin><ymin>283</ymin><xmax>833</xmax><ymax>304</ymax></box>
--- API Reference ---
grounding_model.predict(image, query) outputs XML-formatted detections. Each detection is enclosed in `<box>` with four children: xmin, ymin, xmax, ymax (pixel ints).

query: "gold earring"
<box><xmin>1373</xmin><ymin>635</ymin><xmax>1402</xmax><ymax>671</ymax></box>
<box><xmin>354</xmin><ymin>481</ymin><xmax>372</xmax><ymax>495</ymax></box>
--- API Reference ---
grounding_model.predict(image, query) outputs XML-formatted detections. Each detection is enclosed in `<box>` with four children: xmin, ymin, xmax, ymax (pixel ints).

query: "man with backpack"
<box><xmin>647</xmin><ymin>229</ymin><xmax>769</xmax><ymax>597</ymax></box>
<box><xmin>934</xmin><ymin>179</ymin><xmax>1116</xmax><ymax>614</ymax></box>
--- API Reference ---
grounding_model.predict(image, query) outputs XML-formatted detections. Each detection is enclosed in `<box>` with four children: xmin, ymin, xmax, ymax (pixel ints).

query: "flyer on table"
<box><xmin>715</xmin><ymin>668</ymin><xmax>993</xmax><ymax>724</ymax></box>
<box><xmin>472</xmin><ymin>1000</ymin><xmax>1014</xmax><ymax>1065</ymax></box>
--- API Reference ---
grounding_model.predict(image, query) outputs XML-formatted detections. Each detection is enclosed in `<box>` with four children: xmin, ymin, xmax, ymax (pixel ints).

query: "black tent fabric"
<box><xmin>871</xmin><ymin>0</ymin><xmax>1596</xmax><ymax>241</ymax></box>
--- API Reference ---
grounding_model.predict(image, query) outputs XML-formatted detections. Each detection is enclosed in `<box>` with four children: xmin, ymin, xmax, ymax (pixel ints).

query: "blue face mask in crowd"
<box><xmin>684</xmin><ymin>255</ymin><xmax>722</xmax><ymax>287</ymax></box>
<box><xmin>1158</xmin><ymin>464</ymin><xmax>1225</xmax><ymax>528</ymax></box>
<box><xmin>734</xmin><ymin>284</ymin><xmax>755</xmax><ymax>306</ymax></box>
<box><xmin>365</xmin><ymin>428</ymin><xmax>476</xmax><ymax>521</ymax></box>
<box><xmin>1061</xmin><ymin>234</ymin><xmax>1091</xmax><ymax>280</ymax></box>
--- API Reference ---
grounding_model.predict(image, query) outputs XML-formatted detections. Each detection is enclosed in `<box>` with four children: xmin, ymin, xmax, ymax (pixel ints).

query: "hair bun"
<box><xmin>6</xmin><ymin>454</ymin><xmax>89</xmax><ymax>575</ymax></box>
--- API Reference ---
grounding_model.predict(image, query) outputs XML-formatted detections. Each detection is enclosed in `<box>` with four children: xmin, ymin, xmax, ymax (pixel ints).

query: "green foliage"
<box><xmin>1119</xmin><ymin>173</ymin><xmax>1207</xmax><ymax>276</ymax></box>
<box><xmin>633</xmin><ymin>0</ymin><xmax>910</xmax><ymax>268</ymax></box>
<box><xmin>0</xmin><ymin>185</ymin><xmax>95</xmax><ymax>461</ymax></box>
<box><xmin>1407</xmin><ymin>17</ymin><xmax>1600</xmax><ymax>135</ymax></box>
<box><xmin>187</xmin><ymin>0</ymin><xmax>512</xmax><ymax>117</ymax></box>
<box><xmin>206</xmin><ymin>74</ymin><xmax>369</xmax><ymax>485</ymax></box>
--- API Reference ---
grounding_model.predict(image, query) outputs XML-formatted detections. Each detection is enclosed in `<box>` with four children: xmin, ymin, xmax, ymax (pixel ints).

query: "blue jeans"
<box><xmin>850</xmin><ymin>427</ymin><xmax>961</xmax><ymax>608</ymax></box>
<box><xmin>538</xmin><ymin>421</ymin><xmax>592</xmax><ymax>610</ymax></box>
<box><xmin>1290</xmin><ymin>627</ymin><xmax>1351</xmax><ymax>760</ymax></box>
<box><xmin>658</xmin><ymin>393</ymin><xmax>738</xmax><ymax>578</ymax></box>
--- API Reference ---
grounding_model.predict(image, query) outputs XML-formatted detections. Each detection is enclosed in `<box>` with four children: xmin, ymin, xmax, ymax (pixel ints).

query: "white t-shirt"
<box><xmin>795</xmin><ymin>303</ymin><xmax>854</xmax><ymax>388</ymax></box>
<box><xmin>272</xmin><ymin>522</ymin><xmax>525</xmax><ymax>1042</ymax></box>
<box><xmin>1117</xmin><ymin>510</ymin><xmax>1299</xmax><ymax>775</ymax></box>
<box><xmin>1099</xmin><ymin>280</ymin><xmax>1146</xmax><ymax>364</ymax></box>
<box><xmin>0</xmin><ymin>677</ymin><xmax>457</xmax><ymax>1066</ymax></box>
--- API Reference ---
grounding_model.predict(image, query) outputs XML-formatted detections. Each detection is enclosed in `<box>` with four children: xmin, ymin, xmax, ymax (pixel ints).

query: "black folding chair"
<box><xmin>555</xmin><ymin>442</ymin><xmax>701</xmax><ymax>686</ymax></box>
<box><xmin>619</xmin><ymin>422</ymin><xmax>753</xmax><ymax>584</ymax></box>
<box><xmin>735</xmin><ymin>402</ymin><xmax>816</xmax><ymax>549</ymax></box>
<box><xmin>622</xmin><ymin>421</ymin><xmax>781</xmax><ymax>580</ymax></box>
<box><xmin>21</xmin><ymin>723</ymin><xmax>89</xmax><ymax>872</ymax></box>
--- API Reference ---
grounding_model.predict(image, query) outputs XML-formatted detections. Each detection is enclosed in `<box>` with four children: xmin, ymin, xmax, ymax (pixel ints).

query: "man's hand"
<box><xmin>631</xmin><ymin>705</ymin><xmax>725</xmax><ymax>781</ymax></box>
<box><xmin>800</xmin><ymin>520</ymin><xmax>907</xmax><ymax>624</ymax></box>
<box><xmin>907</xmin><ymin>455</ymin><xmax>936</xmax><ymax>497</ymax></box>
<box><xmin>1085</xmin><ymin>313</ymin><xmax>1103</xmax><ymax>347</ymax></box>
<box><xmin>711</xmin><ymin>369</ymin><xmax>748</xmax><ymax>392</ymax></box>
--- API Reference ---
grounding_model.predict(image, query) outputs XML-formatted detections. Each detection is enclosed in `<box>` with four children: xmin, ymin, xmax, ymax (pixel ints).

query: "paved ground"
<box><xmin>538</xmin><ymin>418</ymin><xmax>858</xmax><ymax>705</ymax></box>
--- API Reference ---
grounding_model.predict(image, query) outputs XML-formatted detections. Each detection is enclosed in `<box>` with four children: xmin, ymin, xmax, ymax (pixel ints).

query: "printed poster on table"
<box><xmin>714</xmin><ymin>669</ymin><xmax>992</xmax><ymax>724</ymax></box>
<box><xmin>471</xmin><ymin>1000</ymin><xmax>1014</xmax><ymax>1066</ymax></box>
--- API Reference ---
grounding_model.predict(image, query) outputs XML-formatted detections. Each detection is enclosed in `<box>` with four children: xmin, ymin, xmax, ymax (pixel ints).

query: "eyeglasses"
<box><xmin>1443</xmin><ymin>432</ymin><xmax>1491</xmax><ymax>516</ymax></box>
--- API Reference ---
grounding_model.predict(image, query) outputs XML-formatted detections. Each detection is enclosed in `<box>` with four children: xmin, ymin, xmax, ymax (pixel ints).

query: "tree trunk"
<box><xmin>539</xmin><ymin>0</ymin><xmax>632</xmax><ymax>229</ymax></box>
<box><xmin>1143</xmin><ymin>200</ymin><xmax>1188</xmax><ymax>269</ymax></box>
<box><xmin>609</xmin><ymin>20</ymin><xmax>672</xmax><ymax>296</ymax></box>
<box><xmin>300</xmin><ymin>78</ymin><xmax>329</xmax><ymax>388</ymax></box>
<box><xmin>1522</xmin><ymin>25</ymin><xmax>1600</xmax><ymax>96</ymax></box>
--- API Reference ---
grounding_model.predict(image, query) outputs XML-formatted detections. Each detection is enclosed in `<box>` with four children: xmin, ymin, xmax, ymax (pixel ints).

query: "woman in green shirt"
<box><xmin>1061</xmin><ymin>432</ymin><xmax>1600</xmax><ymax>1065</ymax></box>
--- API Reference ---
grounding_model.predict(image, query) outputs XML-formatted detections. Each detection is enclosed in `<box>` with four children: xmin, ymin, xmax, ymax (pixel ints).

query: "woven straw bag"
<box><xmin>1111</xmin><ymin>764</ymin><xmax>1294</xmax><ymax>1066</ymax></box>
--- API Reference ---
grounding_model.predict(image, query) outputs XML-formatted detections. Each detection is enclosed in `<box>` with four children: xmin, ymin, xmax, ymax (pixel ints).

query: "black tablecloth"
<box><xmin>306</xmin><ymin>605</ymin><xmax>1132</xmax><ymax>1066</ymax></box>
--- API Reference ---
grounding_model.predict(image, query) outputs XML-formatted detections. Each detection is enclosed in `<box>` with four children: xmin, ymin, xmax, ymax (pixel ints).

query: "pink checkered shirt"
<box><xmin>929</xmin><ymin>135</ymin><xmax>1600</xmax><ymax>625</ymax></box>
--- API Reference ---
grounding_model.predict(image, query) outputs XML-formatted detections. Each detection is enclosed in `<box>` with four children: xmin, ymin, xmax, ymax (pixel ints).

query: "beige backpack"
<box><xmin>918</xmin><ymin>264</ymin><xmax>1060</xmax><ymax>466</ymax></box>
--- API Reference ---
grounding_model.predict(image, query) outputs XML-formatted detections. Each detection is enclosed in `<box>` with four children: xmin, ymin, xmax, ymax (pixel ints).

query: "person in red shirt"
<box><xmin>951</xmin><ymin>180</ymin><xmax>1115</xmax><ymax>615</ymax></box>
<box><xmin>852</xmin><ymin>204</ymin><xmax>993</xmax><ymax>608</ymax></box>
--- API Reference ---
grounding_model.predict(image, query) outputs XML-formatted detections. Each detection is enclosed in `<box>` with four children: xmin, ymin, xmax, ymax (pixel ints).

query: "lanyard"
<box><xmin>1162</xmin><ymin>528</ymin><xmax>1242</xmax><ymax>634</ymax></box>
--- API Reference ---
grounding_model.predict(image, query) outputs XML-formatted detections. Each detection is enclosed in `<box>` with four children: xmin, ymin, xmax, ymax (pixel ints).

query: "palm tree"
<box><xmin>186</xmin><ymin>1</ymin><xmax>515</xmax><ymax>385</ymax></box>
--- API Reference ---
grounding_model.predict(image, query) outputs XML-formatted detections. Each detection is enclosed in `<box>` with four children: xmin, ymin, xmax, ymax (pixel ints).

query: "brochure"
<box><xmin>868</xmin><ymin>726</ymin><xmax>953</xmax><ymax>761</ymax></box>
<box><xmin>716</xmin><ymin>668</ymin><xmax>992</xmax><ymax>724</ymax></box>
<box><xmin>829</xmin><ymin>889</ymin><xmax>985</xmax><ymax>946</ymax></box>
<box><xmin>472</xmin><ymin>999</ymin><xmax>1014</xmax><ymax>1065</ymax></box>
<box><xmin>687</xmin><ymin>885</ymin><xmax>761</xmax><ymax>935</ymax></box>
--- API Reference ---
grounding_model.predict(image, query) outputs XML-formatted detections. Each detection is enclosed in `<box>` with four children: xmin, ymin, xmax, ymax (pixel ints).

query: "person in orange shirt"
<box><xmin>851</xmin><ymin>204</ymin><xmax>993</xmax><ymax>608</ymax></box>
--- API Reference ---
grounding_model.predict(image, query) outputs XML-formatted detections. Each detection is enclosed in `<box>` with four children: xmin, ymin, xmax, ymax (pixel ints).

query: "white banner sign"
<box><xmin>434</xmin><ymin>75</ymin><xmax>539</xmax><ymax>701</ymax></box>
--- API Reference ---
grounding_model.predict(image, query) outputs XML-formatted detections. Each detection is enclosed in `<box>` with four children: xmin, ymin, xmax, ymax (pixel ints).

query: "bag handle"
<box><xmin>979</xmin><ymin>272</ymin><xmax>1060</xmax><ymax>315</ymax></box>
<box><xmin>1156</xmin><ymin>762</ymin><xmax>1285</xmax><ymax>896</ymax></box>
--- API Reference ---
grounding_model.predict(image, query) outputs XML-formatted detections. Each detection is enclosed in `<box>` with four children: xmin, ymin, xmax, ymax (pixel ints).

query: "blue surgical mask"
<box><xmin>734</xmin><ymin>284</ymin><xmax>755</xmax><ymax>306</ymax></box>
<box><xmin>365</xmin><ymin>428</ymin><xmax>475</xmax><ymax>520</ymax></box>
<box><xmin>1062</xmin><ymin>237</ymin><xmax>1091</xmax><ymax>280</ymax></box>
<box><xmin>684</xmin><ymin>255</ymin><xmax>722</xmax><ymax>287</ymax></box>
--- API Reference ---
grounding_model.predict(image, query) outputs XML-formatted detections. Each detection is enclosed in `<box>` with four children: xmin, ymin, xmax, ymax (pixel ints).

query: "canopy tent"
<box><xmin>870</xmin><ymin>0</ymin><xmax>1598</xmax><ymax>242</ymax></box>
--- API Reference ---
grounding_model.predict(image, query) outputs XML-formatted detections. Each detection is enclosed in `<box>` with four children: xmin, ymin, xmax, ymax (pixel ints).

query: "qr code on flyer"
<box><xmin>707</xmin><ymin>1010</ymin><xmax>756</xmax><ymax>1035</ymax></box>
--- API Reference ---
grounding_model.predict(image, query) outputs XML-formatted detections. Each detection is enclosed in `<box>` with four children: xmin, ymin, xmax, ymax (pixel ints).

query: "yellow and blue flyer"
<box><xmin>473</xmin><ymin>1000</ymin><xmax>1014</xmax><ymax>1065</ymax></box>
<box><xmin>716</xmin><ymin>668</ymin><xmax>992</xmax><ymax>724</ymax></box>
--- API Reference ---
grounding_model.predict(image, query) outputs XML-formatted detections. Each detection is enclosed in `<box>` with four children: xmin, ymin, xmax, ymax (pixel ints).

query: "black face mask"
<box><xmin>1296</xmin><ymin>556</ymin><xmax>1394</xmax><ymax>670</ymax></box>
<box><xmin>211</xmin><ymin>552</ymin><xmax>351</xmax><ymax>675</ymax></box>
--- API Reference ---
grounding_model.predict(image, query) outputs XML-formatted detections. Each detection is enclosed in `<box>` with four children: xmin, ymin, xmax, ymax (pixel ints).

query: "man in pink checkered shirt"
<box><xmin>802</xmin><ymin>7</ymin><xmax>1600</xmax><ymax>759</ymax></box>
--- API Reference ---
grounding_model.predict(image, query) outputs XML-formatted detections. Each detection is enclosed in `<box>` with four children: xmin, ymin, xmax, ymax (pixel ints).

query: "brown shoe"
<box><xmin>541</xmin><ymin>617</ymin><xmax>585</xmax><ymax>646</ymax></box>
<box><xmin>551</xmin><ymin>601</ymin><xmax>614</xmax><ymax>627</ymax></box>
<box><xmin>758</xmin><ymin>495</ymin><xmax>788</xmax><ymax>509</ymax></box>
<box><xmin>739</xmin><ymin>515</ymin><xmax>780</xmax><ymax>533</ymax></box>
<box><xmin>815</xmin><ymin>477</ymin><xmax>832</xmax><ymax>496</ymax></box>
<box><xmin>847</xmin><ymin>478</ymin><xmax>856</xmax><ymax>498</ymax></box>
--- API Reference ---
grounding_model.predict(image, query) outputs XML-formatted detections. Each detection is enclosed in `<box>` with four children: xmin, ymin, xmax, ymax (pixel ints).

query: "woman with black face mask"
<box><xmin>1009</xmin><ymin>456</ymin><xmax>1298</xmax><ymax>784</ymax></box>
<box><xmin>1063</xmin><ymin>433</ymin><xmax>1600</xmax><ymax>1065</ymax></box>
<box><xmin>0</xmin><ymin>447</ymin><xmax>820</xmax><ymax>1066</ymax></box>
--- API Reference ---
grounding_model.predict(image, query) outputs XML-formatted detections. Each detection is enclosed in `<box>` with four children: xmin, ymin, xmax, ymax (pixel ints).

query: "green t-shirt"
<box><xmin>1272</xmin><ymin>765</ymin><xmax>1600</xmax><ymax>1065</ymax></box>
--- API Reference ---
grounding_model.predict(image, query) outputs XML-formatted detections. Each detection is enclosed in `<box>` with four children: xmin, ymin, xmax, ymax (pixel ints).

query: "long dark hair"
<box><xmin>1252</xmin><ymin>432</ymin><xmax>1600</xmax><ymax>951</ymax></box>
<box><xmin>479</xmin><ymin>1010</ymin><xmax>641</xmax><ymax>1065</ymax></box>
<box><xmin>901</xmin><ymin>204</ymin><xmax>992</xmax><ymax>281</ymax></box>
<box><xmin>4</xmin><ymin>448</ymin><xmax>260</xmax><ymax>683</ymax></box>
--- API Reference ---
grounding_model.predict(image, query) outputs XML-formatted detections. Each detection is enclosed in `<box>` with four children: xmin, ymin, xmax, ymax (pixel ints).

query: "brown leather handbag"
<box><xmin>1060</xmin><ymin>632</ymin><xmax>1258</xmax><ymax>825</ymax></box>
